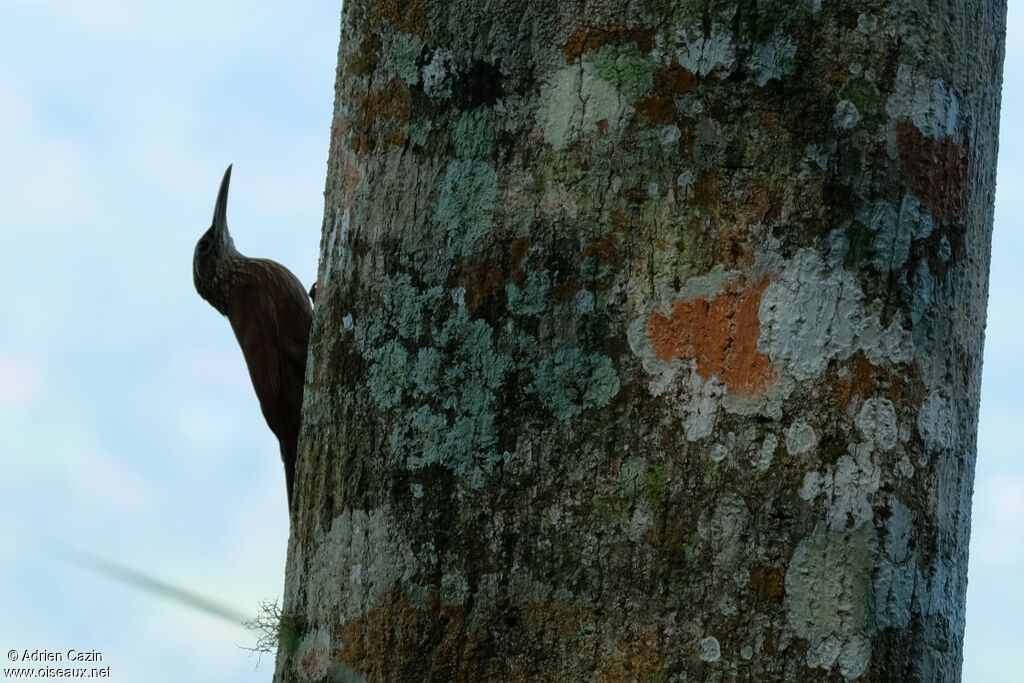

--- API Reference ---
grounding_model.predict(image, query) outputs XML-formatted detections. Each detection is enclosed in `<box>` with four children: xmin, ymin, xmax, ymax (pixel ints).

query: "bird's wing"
<box><xmin>276</xmin><ymin>270</ymin><xmax>313</xmax><ymax>386</ymax></box>
<box><xmin>227</xmin><ymin>272</ymin><xmax>311</xmax><ymax>440</ymax></box>
<box><xmin>229</xmin><ymin>283</ymin><xmax>285</xmax><ymax>431</ymax></box>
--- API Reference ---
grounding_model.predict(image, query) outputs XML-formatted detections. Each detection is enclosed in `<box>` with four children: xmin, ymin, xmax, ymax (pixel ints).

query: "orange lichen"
<box><xmin>369</xmin><ymin>0</ymin><xmax>428</xmax><ymax>35</ymax></box>
<box><xmin>713</xmin><ymin>228</ymin><xmax>755</xmax><ymax>270</ymax></box>
<box><xmin>335</xmin><ymin>593</ymin><xmax>471</xmax><ymax>680</ymax></box>
<box><xmin>347</xmin><ymin>34</ymin><xmax>382</xmax><ymax>76</ymax></box>
<box><xmin>550</xmin><ymin>278</ymin><xmax>581</xmax><ymax>302</ymax></box>
<box><xmin>327</xmin><ymin>114</ymin><xmax>365</xmax><ymax>209</ymax></box>
<box><xmin>383</xmin><ymin>128</ymin><xmax>408</xmax><ymax>148</ymax></box>
<box><xmin>330</xmin><ymin>589</ymin><xmax>607</xmax><ymax>681</ymax></box>
<box><xmin>508</xmin><ymin>236</ymin><xmax>531</xmax><ymax>287</ymax></box>
<box><xmin>896</xmin><ymin>119</ymin><xmax>972</xmax><ymax>223</ymax></box>
<box><xmin>654</xmin><ymin>62</ymin><xmax>695</xmax><ymax>95</ymax></box>
<box><xmin>634</xmin><ymin>63</ymin><xmax>694</xmax><ymax>126</ymax></box>
<box><xmin>648</xmin><ymin>278</ymin><xmax>774</xmax><ymax>396</ymax></box>
<box><xmin>828</xmin><ymin>352</ymin><xmax>928</xmax><ymax>416</ymax></box>
<box><xmin>635</xmin><ymin>95</ymin><xmax>676</xmax><ymax>125</ymax></box>
<box><xmin>583</xmin><ymin>232</ymin><xmax>620</xmax><ymax>261</ymax></box>
<box><xmin>563</xmin><ymin>25</ymin><xmax>655</xmax><ymax>62</ymax></box>
<box><xmin>828</xmin><ymin>352</ymin><xmax>882</xmax><ymax>407</ymax></box>
<box><xmin>609</xmin><ymin>210</ymin><xmax>631</xmax><ymax>233</ymax></box>
<box><xmin>749</xmin><ymin>564</ymin><xmax>785</xmax><ymax>605</ymax></box>
<box><xmin>509</xmin><ymin>237</ymin><xmax>531</xmax><ymax>262</ymax></box>
<box><xmin>581</xmin><ymin>230</ymin><xmax>622</xmax><ymax>291</ymax></box>
<box><xmin>459</xmin><ymin>261</ymin><xmax>505</xmax><ymax>311</ymax></box>
<box><xmin>608</xmin><ymin>629</ymin><xmax>663</xmax><ymax>681</ymax></box>
<box><xmin>691</xmin><ymin>171</ymin><xmax>722</xmax><ymax>207</ymax></box>
<box><xmin>354</xmin><ymin>78</ymin><xmax>412</xmax><ymax>154</ymax></box>
<box><xmin>741</xmin><ymin>181</ymin><xmax>779</xmax><ymax>225</ymax></box>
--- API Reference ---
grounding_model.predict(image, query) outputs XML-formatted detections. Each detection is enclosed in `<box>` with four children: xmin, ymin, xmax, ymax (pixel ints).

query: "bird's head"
<box><xmin>193</xmin><ymin>165</ymin><xmax>238</xmax><ymax>313</ymax></box>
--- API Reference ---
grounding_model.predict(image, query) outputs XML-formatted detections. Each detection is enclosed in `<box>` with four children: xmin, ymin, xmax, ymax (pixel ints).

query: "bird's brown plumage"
<box><xmin>192</xmin><ymin>165</ymin><xmax>312</xmax><ymax>510</ymax></box>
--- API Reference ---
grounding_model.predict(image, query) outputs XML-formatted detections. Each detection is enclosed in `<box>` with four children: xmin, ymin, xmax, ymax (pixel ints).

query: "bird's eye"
<box><xmin>197</xmin><ymin>235</ymin><xmax>212</xmax><ymax>254</ymax></box>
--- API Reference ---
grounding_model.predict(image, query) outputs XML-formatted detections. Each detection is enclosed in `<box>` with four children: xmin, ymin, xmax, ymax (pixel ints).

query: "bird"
<box><xmin>192</xmin><ymin>165</ymin><xmax>313</xmax><ymax>511</ymax></box>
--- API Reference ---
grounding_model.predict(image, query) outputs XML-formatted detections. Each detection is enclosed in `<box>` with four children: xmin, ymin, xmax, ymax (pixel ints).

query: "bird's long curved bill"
<box><xmin>212</xmin><ymin>164</ymin><xmax>233</xmax><ymax>237</ymax></box>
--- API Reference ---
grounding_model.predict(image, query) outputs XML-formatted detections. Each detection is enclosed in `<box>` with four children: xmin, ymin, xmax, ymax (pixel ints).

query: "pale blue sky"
<box><xmin>0</xmin><ymin>2</ymin><xmax>1018</xmax><ymax>681</ymax></box>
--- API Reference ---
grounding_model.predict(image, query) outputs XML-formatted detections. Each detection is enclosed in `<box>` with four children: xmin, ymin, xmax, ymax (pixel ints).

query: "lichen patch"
<box><xmin>895</xmin><ymin>119</ymin><xmax>972</xmax><ymax>223</ymax></box>
<box><xmin>799</xmin><ymin>443</ymin><xmax>880</xmax><ymax>531</ymax></box>
<box><xmin>537</xmin><ymin>63</ymin><xmax>633</xmax><ymax>151</ymax></box>
<box><xmin>647</xmin><ymin>277</ymin><xmax>773</xmax><ymax>397</ymax></box>
<box><xmin>562</xmin><ymin>24</ymin><xmax>656</xmax><ymax>63</ymax></box>
<box><xmin>786</xmin><ymin>523</ymin><xmax>877</xmax><ymax>679</ymax></box>
<box><xmin>758</xmin><ymin>249</ymin><xmax>913</xmax><ymax>380</ymax></box>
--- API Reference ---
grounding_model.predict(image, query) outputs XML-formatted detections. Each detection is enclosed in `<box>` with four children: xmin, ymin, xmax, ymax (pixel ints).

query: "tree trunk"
<box><xmin>276</xmin><ymin>1</ymin><xmax>1005</xmax><ymax>681</ymax></box>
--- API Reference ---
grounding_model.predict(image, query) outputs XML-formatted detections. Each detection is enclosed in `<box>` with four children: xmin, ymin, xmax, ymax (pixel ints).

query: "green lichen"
<box><xmin>618</xmin><ymin>458</ymin><xmax>648</xmax><ymax>497</ymax></box>
<box><xmin>358</xmin><ymin>276</ymin><xmax>445</xmax><ymax>409</ymax></box>
<box><xmin>642</xmin><ymin>464</ymin><xmax>669</xmax><ymax>512</ymax></box>
<box><xmin>366</xmin><ymin>340</ymin><xmax>411</xmax><ymax>409</ymax></box>
<box><xmin>530</xmin><ymin>347</ymin><xmax>620</xmax><ymax>420</ymax></box>
<box><xmin>329</xmin><ymin>664</ymin><xmax>369</xmax><ymax>683</ymax></box>
<box><xmin>440</xmin><ymin>571</ymin><xmax>470</xmax><ymax>605</ymax></box>
<box><xmin>506</xmin><ymin>269</ymin><xmax>552</xmax><ymax>316</ymax></box>
<box><xmin>394</xmin><ymin>308</ymin><xmax>512</xmax><ymax>481</ymax></box>
<box><xmin>589</xmin><ymin>44</ymin><xmax>655</xmax><ymax>101</ymax></box>
<box><xmin>356</xmin><ymin>275</ymin><xmax>512</xmax><ymax>485</ymax></box>
<box><xmin>579</xmin><ymin>255</ymin><xmax>614</xmax><ymax>284</ymax></box>
<box><xmin>840</xmin><ymin>78</ymin><xmax>884</xmax><ymax>124</ymax></box>
<box><xmin>615</xmin><ymin>460</ymin><xmax>667</xmax><ymax>513</ymax></box>
<box><xmin>433</xmin><ymin>160</ymin><xmax>499</xmax><ymax>258</ymax></box>
<box><xmin>385</xmin><ymin>32</ymin><xmax>424</xmax><ymax>85</ymax></box>
<box><xmin>589</xmin><ymin>493</ymin><xmax>628</xmax><ymax>526</ymax></box>
<box><xmin>452</xmin><ymin>109</ymin><xmax>496</xmax><ymax>159</ymax></box>
<box><xmin>411</xmin><ymin>347</ymin><xmax>443</xmax><ymax>394</ymax></box>
<box><xmin>407</xmin><ymin>120</ymin><xmax>434</xmax><ymax>148</ymax></box>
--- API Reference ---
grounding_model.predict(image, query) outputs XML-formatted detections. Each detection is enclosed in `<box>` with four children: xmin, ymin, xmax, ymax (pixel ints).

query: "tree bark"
<box><xmin>276</xmin><ymin>1</ymin><xmax>1005</xmax><ymax>681</ymax></box>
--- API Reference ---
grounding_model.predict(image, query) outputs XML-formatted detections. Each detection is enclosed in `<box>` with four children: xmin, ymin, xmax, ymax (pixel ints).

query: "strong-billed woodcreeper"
<box><xmin>192</xmin><ymin>165</ymin><xmax>312</xmax><ymax>510</ymax></box>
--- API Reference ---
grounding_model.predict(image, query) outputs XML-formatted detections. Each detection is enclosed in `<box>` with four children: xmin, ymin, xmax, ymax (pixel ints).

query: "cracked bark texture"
<box><xmin>276</xmin><ymin>1</ymin><xmax>1005</xmax><ymax>681</ymax></box>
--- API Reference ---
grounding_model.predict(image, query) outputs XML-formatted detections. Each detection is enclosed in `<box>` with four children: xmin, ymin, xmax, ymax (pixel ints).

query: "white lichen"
<box><xmin>800</xmin><ymin>443</ymin><xmax>879</xmax><ymax>531</ymax></box>
<box><xmin>917</xmin><ymin>391</ymin><xmax>953</xmax><ymax>453</ymax></box>
<box><xmin>693</xmin><ymin>118</ymin><xmax>725</xmax><ymax>168</ymax></box>
<box><xmin>421</xmin><ymin>48</ymin><xmax>455</xmax><ymax>99</ymax></box>
<box><xmin>295</xmin><ymin>627</ymin><xmax>332</xmax><ymax>681</ymax></box>
<box><xmin>759</xmin><ymin>248</ymin><xmax>913</xmax><ymax>380</ymax></box>
<box><xmin>304</xmin><ymin>506</ymin><xmax>417</xmax><ymax>626</ymax></box>
<box><xmin>886</xmin><ymin>64</ymin><xmax>960</xmax><ymax>139</ymax></box>
<box><xmin>833</xmin><ymin>100</ymin><xmax>862</xmax><ymax>129</ymax></box>
<box><xmin>786</xmin><ymin>419</ymin><xmax>818</xmax><ymax>456</ymax></box>
<box><xmin>874</xmin><ymin>499</ymin><xmax>916</xmax><ymax>630</ymax></box>
<box><xmin>709</xmin><ymin>440</ymin><xmax>730</xmax><ymax>463</ymax></box>
<box><xmin>699</xmin><ymin>635</ymin><xmax>722</xmax><ymax>662</ymax></box>
<box><xmin>786</xmin><ymin>523</ymin><xmax>876</xmax><ymax>679</ymax></box>
<box><xmin>752</xmin><ymin>433</ymin><xmax>778</xmax><ymax>472</ymax></box>
<box><xmin>855</xmin><ymin>397</ymin><xmax>898</xmax><ymax>451</ymax></box>
<box><xmin>748</xmin><ymin>32</ymin><xmax>798</xmax><ymax>86</ymax></box>
<box><xmin>677</xmin><ymin>24</ymin><xmax>736</xmax><ymax>78</ymax></box>
<box><xmin>698</xmin><ymin>494</ymin><xmax>749</xmax><ymax>570</ymax></box>
<box><xmin>681</xmin><ymin>371</ymin><xmax>725</xmax><ymax>441</ymax></box>
<box><xmin>860</xmin><ymin>195</ymin><xmax>933</xmax><ymax>273</ymax></box>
